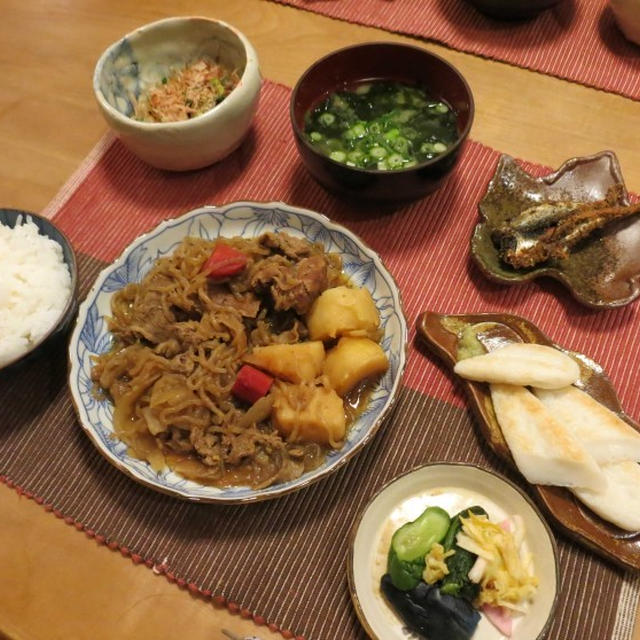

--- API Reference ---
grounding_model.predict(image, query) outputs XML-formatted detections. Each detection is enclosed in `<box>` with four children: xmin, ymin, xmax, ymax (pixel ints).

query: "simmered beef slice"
<box><xmin>259</xmin><ymin>231</ymin><xmax>314</xmax><ymax>260</ymax></box>
<box><xmin>118</xmin><ymin>289</ymin><xmax>177</xmax><ymax>345</ymax></box>
<box><xmin>250</xmin><ymin>254</ymin><xmax>328</xmax><ymax>315</ymax></box>
<box><xmin>250</xmin><ymin>255</ymin><xmax>291</xmax><ymax>289</ymax></box>
<box><xmin>206</xmin><ymin>284</ymin><xmax>261</xmax><ymax>318</ymax></box>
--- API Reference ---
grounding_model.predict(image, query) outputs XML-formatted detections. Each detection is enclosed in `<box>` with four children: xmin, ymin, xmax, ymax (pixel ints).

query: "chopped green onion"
<box><xmin>402</xmin><ymin>127</ymin><xmax>419</xmax><ymax>140</ymax></box>
<box><xmin>303</xmin><ymin>81</ymin><xmax>458</xmax><ymax>171</ymax></box>
<box><xmin>343</xmin><ymin>122</ymin><xmax>367</xmax><ymax>140</ymax></box>
<box><xmin>331</xmin><ymin>95</ymin><xmax>348</xmax><ymax>111</ymax></box>
<box><xmin>392</xmin><ymin>137</ymin><xmax>410</xmax><ymax>154</ymax></box>
<box><xmin>210</xmin><ymin>77</ymin><xmax>225</xmax><ymax>97</ymax></box>
<box><xmin>393</xmin><ymin>109</ymin><xmax>417</xmax><ymax>124</ymax></box>
<box><xmin>370</xmin><ymin>146</ymin><xmax>387</xmax><ymax>159</ymax></box>
<box><xmin>318</xmin><ymin>112</ymin><xmax>336</xmax><ymax>127</ymax></box>
<box><xmin>387</xmin><ymin>153</ymin><xmax>405</xmax><ymax>169</ymax></box>
<box><xmin>348</xmin><ymin>150</ymin><xmax>366</xmax><ymax>164</ymax></box>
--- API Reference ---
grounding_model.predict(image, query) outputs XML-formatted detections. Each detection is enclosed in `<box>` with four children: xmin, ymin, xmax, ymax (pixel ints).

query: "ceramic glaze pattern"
<box><xmin>97</xmin><ymin>39</ymin><xmax>139</xmax><ymax>117</ymax></box>
<box><xmin>471</xmin><ymin>151</ymin><xmax>640</xmax><ymax>308</ymax></box>
<box><xmin>69</xmin><ymin>202</ymin><xmax>408</xmax><ymax>502</ymax></box>
<box><xmin>92</xmin><ymin>17</ymin><xmax>261</xmax><ymax>171</ymax></box>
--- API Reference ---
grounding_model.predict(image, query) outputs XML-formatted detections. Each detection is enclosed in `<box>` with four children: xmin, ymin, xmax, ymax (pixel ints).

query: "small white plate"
<box><xmin>348</xmin><ymin>463</ymin><xmax>559</xmax><ymax>640</ymax></box>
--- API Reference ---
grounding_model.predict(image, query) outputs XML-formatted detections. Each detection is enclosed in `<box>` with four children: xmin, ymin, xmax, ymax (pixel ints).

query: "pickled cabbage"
<box><xmin>456</xmin><ymin>513</ymin><xmax>538</xmax><ymax>611</ymax></box>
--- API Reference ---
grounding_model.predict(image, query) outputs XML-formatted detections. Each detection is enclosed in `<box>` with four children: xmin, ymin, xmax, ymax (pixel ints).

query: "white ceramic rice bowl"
<box><xmin>93</xmin><ymin>16</ymin><xmax>261</xmax><ymax>171</ymax></box>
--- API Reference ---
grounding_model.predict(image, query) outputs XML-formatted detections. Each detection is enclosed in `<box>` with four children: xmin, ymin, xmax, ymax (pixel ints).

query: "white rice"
<box><xmin>0</xmin><ymin>216</ymin><xmax>72</xmax><ymax>367</ymax></box>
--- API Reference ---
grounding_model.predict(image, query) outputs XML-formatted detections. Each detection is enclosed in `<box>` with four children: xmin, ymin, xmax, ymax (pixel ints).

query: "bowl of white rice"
<box><xmin>0</xmin><ymin>209</ymin><xmax>77</xmax><ymax>371</ymax></box>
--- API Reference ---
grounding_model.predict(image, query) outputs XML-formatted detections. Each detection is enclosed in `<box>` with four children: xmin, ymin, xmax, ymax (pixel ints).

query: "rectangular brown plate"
<box><xmin>417</xmin><ymin>310</ymin><xmax>640</xmax><ymax>572</ymax></box>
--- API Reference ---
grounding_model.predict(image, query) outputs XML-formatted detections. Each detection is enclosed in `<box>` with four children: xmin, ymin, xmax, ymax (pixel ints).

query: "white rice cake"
<box><xmin>572</xmin><ymin>461</ymin><xmax>640</xmax><ymax>532</ymax></box>
<box><xmin>454</xmin><ymin>343</ymin><xmax>580</xmax><ymax>389</ymax></box>
<box><xmin>490</xmin><ymin>383</ymin><xmax>605</xmax><ymax>491</ymax></box>
<box><xmin>534</xmin><ymin>385</ymin><xmax>640</xmax><ymax>464</ymax></box>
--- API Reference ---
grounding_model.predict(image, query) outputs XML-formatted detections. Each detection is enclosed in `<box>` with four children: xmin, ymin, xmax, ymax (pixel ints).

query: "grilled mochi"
<box><xmin>490</xmin><ymin>383</ymin><xmax>605</xmax><ymax>491</ymax></box>
<box><xmin>454</xmin><ymin>343</ymin><xmax>580</xmax><ymax>389</ymax></box>
<box><xmin>533</xmin><ymin>385</ymin><xmax>640</xmax><ymax>464</ymax></box>
<box><xmin>572</xmin><ymin>461</ymin><xmax>640</xmax><ymax>532</ymax></box>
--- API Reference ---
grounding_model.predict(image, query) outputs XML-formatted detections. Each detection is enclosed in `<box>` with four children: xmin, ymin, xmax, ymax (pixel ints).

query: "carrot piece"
<box><xmin>201</xmin><ymin>243</ymin><xmax>248</xmax><ymax>278</ymax></box>
<box><xmin>232</xmin><ymin>365</ymin><xmax>274</xmax><ymax>404</ymax></box>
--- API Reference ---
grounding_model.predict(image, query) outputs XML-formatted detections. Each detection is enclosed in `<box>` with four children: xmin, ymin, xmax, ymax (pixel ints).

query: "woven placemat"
<box><xmin>2</xmin><ymin>81</ymin><xmax>639</xmax><ymax>639</ymax></box>
<box><xmin>270</xmin><ymin>0</ymin><xmax>640</xmax><ymax>101</ymax></box>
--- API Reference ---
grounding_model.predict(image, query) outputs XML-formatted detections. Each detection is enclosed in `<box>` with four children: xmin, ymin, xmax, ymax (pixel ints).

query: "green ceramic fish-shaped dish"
<box><xmin>472</xmin><ymin>151</ymin><xmax>640</xmax><ymax>308</ymax></box>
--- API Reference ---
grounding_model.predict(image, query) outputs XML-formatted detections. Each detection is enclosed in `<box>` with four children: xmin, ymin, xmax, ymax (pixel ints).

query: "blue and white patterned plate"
<box><xmin>68</xmin><ymin>202</ymin><xmax>408</xmax><ymax>503</ymax></box>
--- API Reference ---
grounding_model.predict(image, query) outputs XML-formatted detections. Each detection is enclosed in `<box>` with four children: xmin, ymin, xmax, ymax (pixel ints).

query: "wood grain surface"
<box><xmin>1</xmin><ymin>0</ymin><xmax>639</xmax><ymax>638</ymax></box>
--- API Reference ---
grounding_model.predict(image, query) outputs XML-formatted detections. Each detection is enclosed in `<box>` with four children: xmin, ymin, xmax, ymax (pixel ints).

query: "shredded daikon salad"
<box><xmin>456</xmin><ymin>512</ymin><xmax>538</xmax><ymax>612</ymax></box>
<box><xmin>134</xmin><ymin>59</ymin><xmax>240</xmax><ymax>123</ymax></box>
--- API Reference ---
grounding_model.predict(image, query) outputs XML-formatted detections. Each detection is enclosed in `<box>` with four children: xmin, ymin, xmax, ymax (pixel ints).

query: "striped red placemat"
<box><xmin>48</xmin><ymin>86</ymin><xmax>640</xmax><ymax>418</ymax></box>
<box><xmin>2</xmin><ymin>80</ymin><xmax>639</xmax><ymax>639</ymax></box>
<box><xmin>270</xmin><ymin>0</ymin><xmax>640</xmax><ymax>101</ymax></box>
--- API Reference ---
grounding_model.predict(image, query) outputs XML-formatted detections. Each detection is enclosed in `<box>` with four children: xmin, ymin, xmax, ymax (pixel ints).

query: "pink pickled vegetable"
<box><xmin>482</xmin><ymin>604</ymin><xmax>513</xmax><ymax>637</ymax></box>
<box><xmin>499</xmin><ymin>518</ymin><xmax>513</xmax><ymax>532</ymax></box>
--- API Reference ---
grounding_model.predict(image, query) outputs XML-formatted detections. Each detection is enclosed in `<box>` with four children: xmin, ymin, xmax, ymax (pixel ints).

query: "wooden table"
<box><xmin>1</xmin><ymin>1</ymin><xmax>639</xmax><ymax>638</ymax></box>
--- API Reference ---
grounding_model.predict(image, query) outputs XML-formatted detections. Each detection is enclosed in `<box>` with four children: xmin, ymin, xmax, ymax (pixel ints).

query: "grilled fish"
<box><xmin>491</xmin><ymin>187</ymin><xmax>640</xmax><ymax>269</ymax></box>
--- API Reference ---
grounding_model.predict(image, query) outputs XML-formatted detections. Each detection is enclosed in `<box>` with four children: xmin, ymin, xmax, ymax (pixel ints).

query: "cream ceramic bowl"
<box><xmin>93</xmin><ymin>17</ymin><xmax>261</xmax><ymax>171</ymax></box>
<box><xmin>348</xmin><ymin>463</ymin><xmax>559</xmax><ymax>640</ymax></box>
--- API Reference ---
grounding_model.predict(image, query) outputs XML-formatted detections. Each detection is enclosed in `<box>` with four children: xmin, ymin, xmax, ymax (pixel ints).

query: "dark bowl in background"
<box><xmin>0</xmin><ymin>209</ymin><xmax>78</xmax><ymax>373</ymax></box>
<box><xmin>466</xmin><ymin>0</ymin><xmax>563</xmax><ymax>20</ymax></box>
<box><xmin>290</xmin><ymin>43</ymin><xmax>474</xmax><ymax>203</ymax></box>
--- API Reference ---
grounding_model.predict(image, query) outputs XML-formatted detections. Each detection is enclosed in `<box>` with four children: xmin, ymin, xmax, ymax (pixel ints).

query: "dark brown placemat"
<box><xmin>0</xmin><ymin>323</ymin><xmax>629</xmax><ymax>638</ymax></box>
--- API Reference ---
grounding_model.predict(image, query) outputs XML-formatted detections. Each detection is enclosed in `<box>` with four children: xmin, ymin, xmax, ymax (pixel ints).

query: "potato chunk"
<box><xmin>272</xmin><ymin>382</ymin><xmax>346</xmax><ymax>447</ymax></box>
<box><xmin>307</xmin><ymin>286</ymin><xmax>380</xmax><ymax>341</ymax></box>
<box><xmin>244</xmin><ymin>341</ymin><xmax>325</xmax><ymax>383</ymax></box>
<box><xmin>324</xmin><ymin>337</ymin><xmax>389</xmax><ymax>396</ymax></box>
